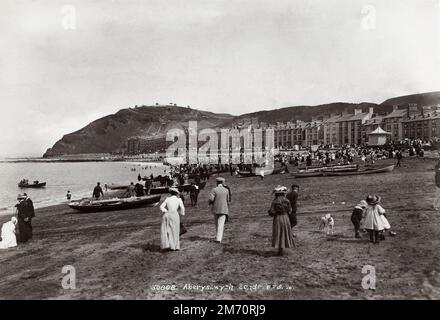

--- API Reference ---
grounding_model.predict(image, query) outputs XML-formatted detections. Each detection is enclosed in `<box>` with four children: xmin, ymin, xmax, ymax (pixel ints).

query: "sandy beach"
<box><xmin>0</xmin><ymin>158</ymin><xmax>439</xmax><ymax>300</ymax></box>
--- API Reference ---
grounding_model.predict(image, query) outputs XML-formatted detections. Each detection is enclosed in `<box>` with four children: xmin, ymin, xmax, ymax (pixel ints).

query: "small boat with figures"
<box><xmin>18</xmin><ymin>179</ymin><xmax>46</xmax><ymax>188</ymax></box>
<box><xmin>68</xmin><ymin>194</ymin><xmax>162</xmax><ymax>213</ymax></box>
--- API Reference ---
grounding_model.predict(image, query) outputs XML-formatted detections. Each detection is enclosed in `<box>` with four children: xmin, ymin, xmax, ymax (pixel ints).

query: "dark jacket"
<box><xmin>93</xmin><ymin>185</ymin><xmax>104</xmax><ymax>198</ymax></box>
<box><xmin>286</xmin><ymin>191</ymin><xmax>298</xmax><ymax>213</ymax></box>
<box><xmin>351</xmin><ymin>207</ymin><xmax>364</xmax><ymax>222</ymax></box>
<box><xmin>268</xmin><ymin>197</ymin><xmax>292</xmax><ymax>216</ymax></box>
<box><xmin>16</xmin><ymin>198</ymin><xmax>35</xmax><ymax>220</ymax></box>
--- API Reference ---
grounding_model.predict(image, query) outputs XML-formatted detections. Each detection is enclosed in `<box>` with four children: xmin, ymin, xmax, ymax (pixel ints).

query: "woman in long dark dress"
<box><xmin>268</xmin><ymin>186</ymin><xmax>295</xmax><ymax>256</ymax></box>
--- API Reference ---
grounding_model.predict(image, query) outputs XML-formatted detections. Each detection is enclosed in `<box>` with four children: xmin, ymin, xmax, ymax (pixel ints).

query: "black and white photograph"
<box><xmin>1</xmin><ymin>0</ymin><xmax>440</xmax><ymax>305</ymax></box>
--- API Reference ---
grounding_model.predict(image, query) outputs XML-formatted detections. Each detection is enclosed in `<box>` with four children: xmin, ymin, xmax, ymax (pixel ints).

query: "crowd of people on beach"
<box><xmin>156</xmin><ymin>171</ymin><xmax>398</xmax><ymax>256</ymax></box>
<box><xmin>4</xmin><ymin>140</ymin><xmax>430</xmax><ymax>253</ymax></box>
<box><xmin>280</xmin><ymin>139</ymin><xmax>430</xmax><ymax>169</ymax></box>
<box><xmin>157</xmin><ymin>145</ymin><xmax>408</xmax><ymax>255</ymax></box>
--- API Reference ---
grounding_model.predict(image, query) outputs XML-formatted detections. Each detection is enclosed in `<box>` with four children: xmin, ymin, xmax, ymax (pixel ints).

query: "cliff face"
<box><xmin>44</xmin><ymin>92</ymin><xmax>440</xmax><ymax>157</ymax></box>
<box><xmin>43</xmin><ymin>106</ymin><xmax>234</xmax><ymax>157</ymax></box>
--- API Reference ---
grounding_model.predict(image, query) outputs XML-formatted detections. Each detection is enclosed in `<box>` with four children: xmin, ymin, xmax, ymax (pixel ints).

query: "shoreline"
<box><xmin>0</xmin><ymin>159</ymin><xmax>164</xmax><ymax>164</ymax></box>
<box><xmin>0</xmin><ymin>158</ymin><xmax>439</xmax><ymax>299</ymax></box>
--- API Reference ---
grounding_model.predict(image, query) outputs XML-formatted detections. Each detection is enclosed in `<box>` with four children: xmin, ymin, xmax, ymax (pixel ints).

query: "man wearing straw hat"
<box><xmin>208</xmin><ymin>177</ymin><xmax>230</xmax><ymax>243</ymax></box>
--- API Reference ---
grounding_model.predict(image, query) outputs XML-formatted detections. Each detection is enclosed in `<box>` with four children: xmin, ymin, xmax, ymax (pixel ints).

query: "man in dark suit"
<box><xmin>15</xmin><ymin>193</ymin><xmax>35</xmax><ymax>243</ymax></box>
<box><xmin>286</xmin><ymin>184</ymin><xmax>299</xmax><ymax>236</ymax></box>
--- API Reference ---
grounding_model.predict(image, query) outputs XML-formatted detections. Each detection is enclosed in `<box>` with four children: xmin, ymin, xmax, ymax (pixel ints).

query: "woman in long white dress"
<box><xmin>0</xmin><ymin>217</ymin><xmax>18</xmax><ymax>249</ymax></box>
<box><xmin>159</xmin><ymin>187</ymin><xmax>185</xmax><ymax>251</ymax></box>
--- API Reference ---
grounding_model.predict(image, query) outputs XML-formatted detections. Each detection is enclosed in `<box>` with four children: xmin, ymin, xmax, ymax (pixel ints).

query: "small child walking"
<box><xmin>363</xmin><ymin>195</ymin><xmax>386</xmax><ymax>244</ymax></box>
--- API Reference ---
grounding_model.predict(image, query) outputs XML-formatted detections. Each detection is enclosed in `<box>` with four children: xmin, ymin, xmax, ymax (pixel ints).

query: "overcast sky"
<box><xmin>1</xmin><ymin>0</ymin><xmax>439</xmax><ymax>157</ymax></box>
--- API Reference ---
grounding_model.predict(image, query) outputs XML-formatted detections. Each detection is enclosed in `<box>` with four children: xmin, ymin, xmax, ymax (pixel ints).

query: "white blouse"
<box><xmin>159</xmin><ymin>195</ymin><xmax>185</xmax><ymax>216</ymax></box>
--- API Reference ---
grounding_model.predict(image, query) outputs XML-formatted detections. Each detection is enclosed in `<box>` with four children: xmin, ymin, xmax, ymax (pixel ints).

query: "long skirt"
<box><xmin>17</xmin><ymin>219</ymin><xmax>33</xmax><ymax>243</ymax></box>
<box><xmin>363</xmin><ymin>211</ymin><xmax>385</xmax><ymax>231</ymax></box>
<box><xmin>160</xmin><ymin>211</ymin><xmax>180</xmax><ymax>250</ymax></box>
<box><xmin>272</xmin><ymin>214</ymin><xmax>294</xmax><ymax>248</ymax></box>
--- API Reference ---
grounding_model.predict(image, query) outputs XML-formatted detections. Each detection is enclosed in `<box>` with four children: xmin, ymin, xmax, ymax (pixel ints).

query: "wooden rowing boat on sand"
<box><xmin>292</xmin><ymin>164</ymin><xmax>395</xmax><ymax>178</ymax></box>
<box><xmin>68</xmin><ymin>195</ymin><xmax>162</xmax><ymax>213</ymax></box>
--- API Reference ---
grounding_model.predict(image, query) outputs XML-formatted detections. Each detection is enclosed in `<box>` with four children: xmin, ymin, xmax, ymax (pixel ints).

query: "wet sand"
<box><xmin>0</xmin><ymin>158</ymin><xmax>439</xmax><ymax>299</ymax></box>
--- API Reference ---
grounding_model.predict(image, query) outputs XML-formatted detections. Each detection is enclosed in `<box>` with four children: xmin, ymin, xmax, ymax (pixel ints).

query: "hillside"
<box><xmin>43</xmin><ymin>106</ymin><xmax>234</xmax><ymax>157</ymax></box>
<box><xmin>238</xmin><ymin>92</ymin><xmax>440</xmax><ymax>124</ymax></box>
<box><xmin>44</xmin><ymin>92</ymin><xmax>440</xmax><ymax>157</ymax></box>
<box><xmin>235</xmin><ymin>102</ymin><xmax>386</xmax><ymax>124</ymax></box>
<box><xmin>381</xmin><ymin>91</ymin><xmax>440</xmax><ymax>107</ymax></box>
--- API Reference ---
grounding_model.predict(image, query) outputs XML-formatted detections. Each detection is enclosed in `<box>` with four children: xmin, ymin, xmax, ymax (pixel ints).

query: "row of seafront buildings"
<box><xmin>125</xmin><ymin>103</ymin><xmax>440</xmax><ymax>155</ymax></box>
<box><xmin>271</xmin><ymin>103</ymin><xmax>440</xmax><ymax>149</ymax></box>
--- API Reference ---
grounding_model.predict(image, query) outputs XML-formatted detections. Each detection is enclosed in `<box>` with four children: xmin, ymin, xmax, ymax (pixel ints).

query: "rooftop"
<box><xmin>382</xmin><ymin>109</ymin><xmax>407</xmax><ymax>119</ymax></box>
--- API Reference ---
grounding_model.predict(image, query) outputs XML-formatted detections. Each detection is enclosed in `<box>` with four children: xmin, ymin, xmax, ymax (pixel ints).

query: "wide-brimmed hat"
<box><xmin>366</xmin><ymin>195</ymin><xmax>381</xmax><ymax>205</ymax></box>
<box><xmin>357</xmin><ymin>200</ymin><xmax>368</xmax><ymax>208</ymax></box>
<box><xmin>216</xmin><ymin>177</ymin><xmax>225</xmax><ymax>183</ymax></box>
<box><xmin>17</xmin><ymin>194</ymin><xmax>26</xmax><ymax>200</ymax></box>
<box><xmin>273</xmin><ymin>185</ymin><xmax>287</xmax><ymax>194</ymax></box>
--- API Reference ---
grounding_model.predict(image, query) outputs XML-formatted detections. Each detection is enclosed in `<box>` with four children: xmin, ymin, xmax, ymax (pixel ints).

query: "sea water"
<box><xmin>0</xmin><ymin>161</ymin><xmax>169</xmax><ymax>215</ymax></box>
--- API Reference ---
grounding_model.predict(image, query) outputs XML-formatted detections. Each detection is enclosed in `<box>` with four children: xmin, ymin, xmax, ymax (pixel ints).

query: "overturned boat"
<box><xmin>68</xmin><ymin>194</ymin><xmax>161</xmax><ymax>213</ymax></box>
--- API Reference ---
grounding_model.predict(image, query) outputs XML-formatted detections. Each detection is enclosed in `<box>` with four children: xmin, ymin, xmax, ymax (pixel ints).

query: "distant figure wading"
<box><xmin>92</xmin><ymin>182</ymin><xmax>104</xmax><ymax>199</ymax></box>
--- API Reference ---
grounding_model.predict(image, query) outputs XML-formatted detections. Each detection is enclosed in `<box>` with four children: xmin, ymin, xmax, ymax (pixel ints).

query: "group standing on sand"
<box><xmin>351</xmin><ymin>195</ymin><xmax>396</xmax><ymax>243</ymax></box>
<box><xmin>158</xmin><ymin>176</ymin><xmax>231</xmax><ymax>251</ymax></box>
<box><xmin>0</xmin><ymin>193</ymin><xmax>35</xmax><ymax>250</ymax></box>
<box><xmin>157</xmin><ymin>168</ymin><xmax>398</xmax><ymax>255</ymax></box>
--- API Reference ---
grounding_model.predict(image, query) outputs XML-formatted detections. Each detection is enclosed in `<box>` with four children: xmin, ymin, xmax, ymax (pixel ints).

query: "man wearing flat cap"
<box><xmin>209</xmin><ymin>177</ymin><xmax>230</xmax><ymax>243</ymax></box>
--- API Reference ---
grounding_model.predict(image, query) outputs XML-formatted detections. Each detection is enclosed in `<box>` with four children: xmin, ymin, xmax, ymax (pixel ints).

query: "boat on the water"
<box><xmin>68</xmin><ymin>195</ymin><xmax>162</xmax><ymax>213</ymax></box>
<box><xmin>18</xmin><ymin>180</ymin><xmax>46</xmax><ymax>188</ymax></box>
<box><xmin>292</xmin><ymin>164</ymin><xmax>395</xmax><ymax>178</ymax></box>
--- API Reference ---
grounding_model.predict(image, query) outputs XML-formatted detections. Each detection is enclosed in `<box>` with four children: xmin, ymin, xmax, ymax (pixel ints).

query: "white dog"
<box><xmin>319</xmin><ymin>213</ymin><xmax>334</xmax><ymax>235</ymax></box>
